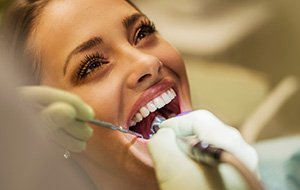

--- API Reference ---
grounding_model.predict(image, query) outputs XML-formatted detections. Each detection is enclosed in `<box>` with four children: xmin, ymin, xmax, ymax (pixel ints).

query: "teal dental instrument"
<box><xmin>76</xmin><ymin>118</ymin><xmax>144</xmax><ymax>138</ymax></box>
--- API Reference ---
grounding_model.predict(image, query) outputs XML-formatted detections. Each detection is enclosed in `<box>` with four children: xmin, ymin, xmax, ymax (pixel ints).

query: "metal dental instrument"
<box><xmin>149</xmin><ymin>115</ymin><xmax>166</xmax><ymax>138</ymax></box>
<box><xmin>76</xmin><ymin>118</ymin><xmax>144</xmax><ymax>139</ymax></box>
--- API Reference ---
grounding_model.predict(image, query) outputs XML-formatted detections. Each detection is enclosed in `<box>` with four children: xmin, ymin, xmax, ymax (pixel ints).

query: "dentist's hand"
<box><xmin>149</xmin><ymin>127</ymin><xmax>227</xmax><ymax>190</ymax></box>
<box><xmin>161</xmin><ymin>110</ymin><xmax>258</xmax><ymax>171</ymax></box>
<box><xmin>148</xmin><ymin>110</ymin><xmax>258</xmax><ymax>190</ymax></box>
<box><xmin>19</xmin><ymin>86</ymin><xmax>94</xmax><ymax>152</ymax></box>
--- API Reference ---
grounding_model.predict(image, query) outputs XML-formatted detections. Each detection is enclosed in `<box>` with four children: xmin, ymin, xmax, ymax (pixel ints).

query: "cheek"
<box><xmin>70</xmin><ymin>82</ymin><xmax>122</xmax><ymax>122</ymax></box>
<box><xmin>154</xmin><ymin>41</ymin><xmax>192</xmax><ymax>108</ymax></box>
<box><xmin>156</xmin><ymin>42</ymin><xmax>188</xmax><ymax>82</ymax></box>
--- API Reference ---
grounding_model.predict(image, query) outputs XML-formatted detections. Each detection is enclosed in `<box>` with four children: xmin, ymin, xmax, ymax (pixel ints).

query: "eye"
<box><xmin>134</xmin><ymin>20</ymin><xmax>156</xmax><ymax>45</ymax></box>
<box><xmin>75</xmin><ymin>52</ymin><xmax>109</xmax><ymax>81</ymax></box>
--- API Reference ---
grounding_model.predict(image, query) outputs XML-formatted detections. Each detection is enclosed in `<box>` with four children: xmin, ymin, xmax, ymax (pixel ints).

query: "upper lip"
<box><xmin>126</xmin><ymin>79</ymin><xmax>175</xmax><ymax>128</ymax></box>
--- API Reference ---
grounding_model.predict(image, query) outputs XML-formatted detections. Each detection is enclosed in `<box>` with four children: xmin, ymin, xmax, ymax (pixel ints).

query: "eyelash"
<box><xmin>74</xmin><ymin>19</ymin><xmax>156</xmax><ymax>83</ymax></box>
<box><xmin>75</xmin><ymin>52</ymin><xmax>109</xmax><ymax>81</ymax></box>
<box><xmin>134</xmin><ymin>19</ymin><xmax>157</xmax><ymax>45</ymax></box>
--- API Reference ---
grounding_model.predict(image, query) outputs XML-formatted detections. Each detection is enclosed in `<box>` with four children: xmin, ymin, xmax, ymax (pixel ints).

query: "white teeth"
<box><xmin>140</xmin><ymin>107</ymin><xmax>150</xmax><ymax>117</ymax></box>
<box><xmin>134</xmin><ymin>113</ymin><xmax>143</xmax><ymax>122</ymax></box>
<box><xmin>147</xmin><ymin>102</ymin><xmax>157</xmax><ymax>112</ymax></box>
<box><xmin>129</xmin><ymin>88</ymin><xmax>177</xmax><ymax>127</ymax></box>
<box><xmin>167</xmin><ymin>89</ymin><xmax>175</xmax><ymax>99</ymax></box>
<box><xmin>161</xmin><ymin>92</ymin><xmax>171</xmax><ymax>104</ymax></box>
<box><xmin>170</xmin><ymin>88</ymin><xmax>176</xmax><ymax>95</ymax></box>
<box><xmin>153</xmin><ymin>96</ymin><xmax>165</xmax><ymax>109</ymax></box>
<box><xmin>130</xmin><ymin>120</ymin><xmax>137</xmax><ymax>127</ymax></box>
<box><xmin>133</xmin><ymin>117</ymin><xmax>139</xmax><ymax>123</ymax></box>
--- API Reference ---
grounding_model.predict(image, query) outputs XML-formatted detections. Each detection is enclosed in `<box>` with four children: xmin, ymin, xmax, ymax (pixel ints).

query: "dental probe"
<box><xmin>76</xmin><ymin>118</ymin><xmax>144</xmax><ymax>138</ymax></box>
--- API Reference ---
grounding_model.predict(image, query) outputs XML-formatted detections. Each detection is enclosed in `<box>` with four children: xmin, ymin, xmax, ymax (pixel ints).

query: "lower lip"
<box><xmin>137</xmin><ymin>136</ymin><xmax>149</xmax><ymax>143</ymax></box>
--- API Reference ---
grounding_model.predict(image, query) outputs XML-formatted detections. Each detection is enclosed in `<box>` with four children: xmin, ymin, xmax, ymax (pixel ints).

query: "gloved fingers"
<box><xmin>160</xmin><ymin>110</ymin><xmax>245</xmax><ymax>152</ymax></box>
<box><xmin>200</xmin><ymin>124</ymin><xmax>259</xmax><ymax>173</ymax></box>
<box><xmin>148</xmin><ymin>128</ymin><xmax>219</xmax><ymax>190</ymax></box>
<box><xmin>52</xmin><ymin>128</ymin><xmax>86</xmax><ymax>153</ymax></box>
<box><xmin>159</xmin><ymin>110</ymin><xmax>224</xmax><ymax>138</ymax></box>
<box><xmin>224</xmin><ymin>143</ymin><xmax>258</xmax><ymax>173</ymax></box>
<box><xmin>63</xmin><ymin>122</ymin><xmax>93</xmax><ymax>141</ymax></box>
<box><xmin>19</xmin><ymin>86</ymin><xmax>94</xmax><ymax>120</ymax></box>
<box><xmin>41</xmin><ymin>102</ymin><xmax>93</xmax><ymax>141</ymax></box>
<box><xmin>159</xmin><ymin>112</ymin><xmax>194</xmax><ymax>137</ymax></box>
<box><xmin>186</xmin><ymin>112</ymin><xmax>258</xmax><ymax>171</ymax></box>
<box><xmin>41</xmin><ymin>102</ymin><xmax>76</xmax><ymax>130</ymax></box>
<box><xmin>148</xmin><ymin>128</ymin><xmax>191</xmax><ymax>179</ymax></box>
<box><xmin>160</xmin><ymin>110</ymin><xmax>258</xmax><ymax>172</ymax></box>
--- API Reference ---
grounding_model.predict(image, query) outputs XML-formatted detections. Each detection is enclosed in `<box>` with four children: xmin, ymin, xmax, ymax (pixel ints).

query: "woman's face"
<box><xmin>29</xmin><ymin>0</ymin><xmax>191</xmax><ymax>187</ymax></box>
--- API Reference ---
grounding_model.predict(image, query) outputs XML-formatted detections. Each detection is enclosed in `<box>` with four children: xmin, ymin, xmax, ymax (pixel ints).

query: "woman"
<box><xmin>2</xmin><ymin>0</ymin><xmax>258</xmax><ymax>189</ymax></box>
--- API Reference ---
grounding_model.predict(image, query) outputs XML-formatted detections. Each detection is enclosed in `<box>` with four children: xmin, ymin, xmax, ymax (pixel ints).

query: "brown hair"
<box><xmin>2</xmin><ymin>0</ymin><xmax>51</xmax><ymax>84</ymax></box>
<box><xmin>1</xmin><ymin>0</ymin><xmax>139</xmax><ymax>84</ymax></box>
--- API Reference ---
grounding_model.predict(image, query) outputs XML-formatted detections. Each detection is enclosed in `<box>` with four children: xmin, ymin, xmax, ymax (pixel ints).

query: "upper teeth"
<box><xmin>130</xmin><ymin>88</ymin><xmax>176</xmax><ymax>127</ymax></box>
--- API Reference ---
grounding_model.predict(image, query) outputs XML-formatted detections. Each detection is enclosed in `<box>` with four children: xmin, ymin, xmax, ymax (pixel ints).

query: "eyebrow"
<box><xmin>64</xmin><ymin>37</ymin><xmax>103</xmax><ymax>75</ymax></box>
<box><xmin>122</xmin><ymin>13</ymin><xmax>145</xmax><ymax>30</ymax></box>
<box><xmin>64</xmin><ymin>13</ymin><xmax>145</xmax><ymax>76</ymax></box>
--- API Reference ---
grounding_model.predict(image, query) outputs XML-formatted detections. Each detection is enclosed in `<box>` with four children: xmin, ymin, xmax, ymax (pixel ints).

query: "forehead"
<box><xmin>33</xmin><ymin>0</ymin><xmax>138</xmax><ymax>43</ymax></box>
<box><xmin>32</xmin><ymin>0</ymin><xmax>138</xmax><ymax>65</ymax></box>
<box><xmin>41</xmin><ymin>0</ymin><xmax>136</xmax><ymax>30</ymax></box>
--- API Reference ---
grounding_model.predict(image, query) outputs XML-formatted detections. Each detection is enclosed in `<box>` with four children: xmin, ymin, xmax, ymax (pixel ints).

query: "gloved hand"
<box><xmin>148</xmin><ymin>110</ymin><xmax>258</xmax><ymax>190</ymax></box>
<box><xmin>19</xmin><ymin>86</ymin><xmax>94</xmax><ymax>152</ymax></box>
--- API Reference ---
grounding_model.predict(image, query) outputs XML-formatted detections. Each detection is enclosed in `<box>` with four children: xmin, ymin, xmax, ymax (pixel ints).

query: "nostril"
<box><xmin>138</xmin><ymin>73</ymin><xmax>151</xmax><ymax>83</ymax></box>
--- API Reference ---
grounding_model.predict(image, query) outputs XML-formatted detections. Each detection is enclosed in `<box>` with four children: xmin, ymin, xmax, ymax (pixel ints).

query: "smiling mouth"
<box><xmin>129</xmin><ymin>88</ymin><xmax>180</xmax><ymax>139</ymax></box>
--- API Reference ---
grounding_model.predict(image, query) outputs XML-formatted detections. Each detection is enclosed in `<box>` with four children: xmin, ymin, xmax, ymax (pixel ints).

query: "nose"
<box><xmin>126</xmin><ymin>52</ymin><xmax>163</xmax><ymax>90</ymax></box>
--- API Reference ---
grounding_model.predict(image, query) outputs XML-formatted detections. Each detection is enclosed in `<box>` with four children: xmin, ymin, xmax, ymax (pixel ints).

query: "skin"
<box><xmin>27</xmin><ymin>0</ymin><xmax>192</xmax><ymax>189</ymax></box>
